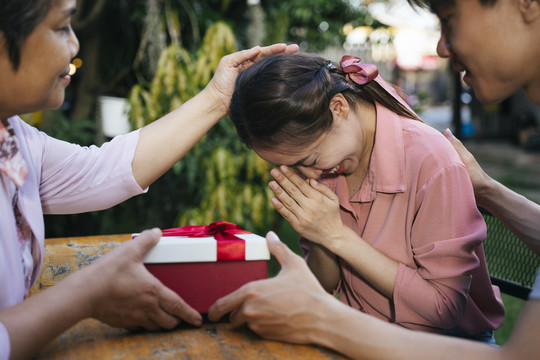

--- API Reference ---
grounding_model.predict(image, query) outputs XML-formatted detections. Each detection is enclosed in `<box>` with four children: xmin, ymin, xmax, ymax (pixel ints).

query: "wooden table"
<box><xmin>31</xmin><ymin>235</ymin><xmax>347</xmax><ymax>359</ymax></box>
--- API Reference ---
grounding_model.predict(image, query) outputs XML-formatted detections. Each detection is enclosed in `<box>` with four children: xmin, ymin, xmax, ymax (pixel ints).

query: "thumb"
<box><xmin>132</xmin><ymin>228</ymin><xmax>162</xmax><ymax>255</ymax></box>
<box><xmin>266</xmin><ymin>231</ymin><xmax>299</xmax><ymax>271</ymax></box>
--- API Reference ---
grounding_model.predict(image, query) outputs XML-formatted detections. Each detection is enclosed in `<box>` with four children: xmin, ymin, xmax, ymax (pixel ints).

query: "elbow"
<box><xmin>394</xmin><ymin>282</ymin><xmax>469</xmax><ymax>331</ymax></box>
<box><xmin>431</xmin><ymin>296</ymin><xmax>467</xmax><ymax>330</ymax></box>
<box><xmin>424</xmin><ymin>285</ymin><xmax>470</xmax><ymax>330</ymax></box>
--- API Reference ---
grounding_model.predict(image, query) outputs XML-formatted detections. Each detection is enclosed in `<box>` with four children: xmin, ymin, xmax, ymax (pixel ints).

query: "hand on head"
<box><xmin>83</xmin><ymin>228</ymin><xmax>202</xmax><ymax>330</ymax></box>
<box><xmin>208</xmin><ymin>231</ymin><xmax>332</xmax><ymax>344</ymax></box>
<box><xmin>205</xmin><ymin>43</ymin><xmax>299</xmax><ymax>113</ymax></box>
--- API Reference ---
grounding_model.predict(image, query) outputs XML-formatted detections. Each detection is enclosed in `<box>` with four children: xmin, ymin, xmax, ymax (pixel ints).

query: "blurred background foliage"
<box><xmin>42</xmin><ymin>0</ymin><xmax>376</xmax><ymax>239</ymax></box>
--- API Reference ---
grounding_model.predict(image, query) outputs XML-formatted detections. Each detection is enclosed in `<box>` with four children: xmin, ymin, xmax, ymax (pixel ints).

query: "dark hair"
<box><xmin>406</xmin><ymin>0</ymin><xmax>498</xmax><ymax>13</ymax></box>
<box><xmin>0</xmin><ymin>0</ymin><xmax>53</xmax><ymax>70</ymax></box>
<box><xmin>230</xmin><ymin>53</ymin><xmax>420</xmax><ymax>151</ymax></box>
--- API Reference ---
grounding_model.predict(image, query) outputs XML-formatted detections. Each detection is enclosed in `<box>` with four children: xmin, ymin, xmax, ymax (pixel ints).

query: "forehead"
<box><xmin>39</xmin><ymin>0</ymin><xmax>75</xmax><ymax>21</ymax></box>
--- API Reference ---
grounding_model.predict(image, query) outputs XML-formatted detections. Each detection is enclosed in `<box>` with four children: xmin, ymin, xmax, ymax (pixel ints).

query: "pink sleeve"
<box><xmin>393</xmin><ymin>164</ymin><xmax>486</xmax><ymax>329</ymax></box>
<box><xmin>36</xmin><ymin>129</ymin><xmax>147</xmax><ymax>214</ymax></box>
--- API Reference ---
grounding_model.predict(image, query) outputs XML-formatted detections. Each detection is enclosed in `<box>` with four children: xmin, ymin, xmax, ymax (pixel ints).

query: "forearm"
<box><xmin>131</xmin><ymin>87</ymin><xmax>226</xmax><ymax>188</ymax></box>
<box><xmin>306</xmin><ymin>243</ymin><xmax>341</xmax><ymax>292</ymax></box>
<box><xmin>316</xmin><ymin>298</ymin><xmax>504</xmax><ymax>360</ymax></box>
<box><xmin>0</xmin><ymin>271</ymin><xmax>94</xmax><ymax>359</ymax></box>
<box><xmin>328</xmin><ymin>227</ymin><xmax>398</xmax><ymax>299</ymax></box>
<box><xmin>478</xmin><ymin>178</ymin><xmax>540</xmax><ymax>255</ymax></box>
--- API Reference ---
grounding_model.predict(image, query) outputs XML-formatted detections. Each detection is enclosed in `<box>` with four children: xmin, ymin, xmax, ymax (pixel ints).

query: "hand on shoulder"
<box><xmin>443</xmin><ymin>129</ymin><xmax>494</xmax><ymax>206</ymax></box>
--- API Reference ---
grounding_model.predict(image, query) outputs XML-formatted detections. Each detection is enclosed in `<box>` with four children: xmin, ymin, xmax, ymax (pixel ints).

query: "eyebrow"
<box><xmin>60</xmin><ymin>6</ymin><xmax>77</xmax><ymax>18</ymax></box>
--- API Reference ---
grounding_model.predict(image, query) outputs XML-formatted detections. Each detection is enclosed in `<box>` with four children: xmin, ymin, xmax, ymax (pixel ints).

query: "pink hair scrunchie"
<box><xmin>339</xmin><ymin>55</ymin><xmax>378</xmax><ymax>85</ymax></box>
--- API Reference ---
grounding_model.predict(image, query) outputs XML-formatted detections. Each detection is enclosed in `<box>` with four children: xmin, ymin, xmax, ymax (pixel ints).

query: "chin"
<box><xmin>471</xmin><ymin>88</ymin><xmax>507</xmax><ymax>105</ymax></box>
<box><xmin>45</xmin><ymin>95</ymin><xmax>66</xmax><ymax>110</ymax></box>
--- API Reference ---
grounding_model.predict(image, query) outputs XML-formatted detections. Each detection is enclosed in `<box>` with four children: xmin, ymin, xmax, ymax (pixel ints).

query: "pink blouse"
<box><xmin>301</xmin><ymin>103</ymin><xmax>504</xmax><ymax>334</ymax></box>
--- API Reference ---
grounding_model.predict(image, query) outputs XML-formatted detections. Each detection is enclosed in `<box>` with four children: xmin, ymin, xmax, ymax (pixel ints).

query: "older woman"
<box><xmin>0</xmin><ymin>0</ymin><xmax>297</xmax><ymax>358</ymax></box>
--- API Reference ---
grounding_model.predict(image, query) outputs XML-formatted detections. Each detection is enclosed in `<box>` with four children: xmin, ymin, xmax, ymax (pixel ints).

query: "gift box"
<box><xmin>138</xmin><ymin>222</ymin><xmax>270</xmax><ymax>313</ymax></box>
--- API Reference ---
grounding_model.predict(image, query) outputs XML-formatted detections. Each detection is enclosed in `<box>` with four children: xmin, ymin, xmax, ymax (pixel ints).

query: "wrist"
<box><xmin>304</xmin><ymin>293</ymin><xmax>341</xmax><ymax>346</ymax></box>
<box><xmin>72</xmin><ymin>262</ymin><xmax>109</xmax><ymax>320</ymax></box>
<box><xmin>308</xmin><ymin>294</ymin><xmax>365</xmax><ymax>354</ymax></box>
<box><xmin>325</xmin><ymin>226</ymin><xmax>353</xmax><ymax>254</ymax></box>
<box><xmin>474</xmin><ymin>174</ymin><xmax>499</xmax><ymax>210</ymax></box>
<box><xmin>200</xmin><ymin>82</ymin><xmax>229</xmax><ymax>119</ymax></box>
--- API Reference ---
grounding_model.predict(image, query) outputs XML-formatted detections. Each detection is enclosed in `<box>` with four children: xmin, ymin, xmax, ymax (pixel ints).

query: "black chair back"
<box><xmin>482</xmin><ymin>209</ymin><xmax>540</xmax><ymax>300</ymax></box>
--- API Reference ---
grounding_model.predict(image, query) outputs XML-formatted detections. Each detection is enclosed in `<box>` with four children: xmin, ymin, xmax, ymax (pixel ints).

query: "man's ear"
<box><xmin>520</xmin><ymin>0</ymin><xmax>540</xmax><ymax>23</ymax></box>
<box><xmin>329</xmin><ymin>93</ymin><xmax>350</xmax><ymax>120</ymax></box>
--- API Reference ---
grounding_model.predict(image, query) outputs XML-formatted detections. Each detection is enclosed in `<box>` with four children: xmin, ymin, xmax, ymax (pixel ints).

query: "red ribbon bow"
<box><xmin>339</xmin><ymin>55</ymin><xmax>378</xmax><ymax>85</ymax></box>
<box><xmin>161</xmin><ymin>221</ymin><xmax>251</xmax><ymax>261</ymax></box>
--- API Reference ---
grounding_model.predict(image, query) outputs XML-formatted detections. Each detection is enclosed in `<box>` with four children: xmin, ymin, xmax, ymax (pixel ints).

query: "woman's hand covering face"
<box><xmin>268</xmin><ymin>165</ymin><xmax>347</xmax><ymax>248</ymax></box>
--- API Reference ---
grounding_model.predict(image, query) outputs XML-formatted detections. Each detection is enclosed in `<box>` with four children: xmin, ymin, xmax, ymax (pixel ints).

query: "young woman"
<box><xmin>0</xmin><ymin>0</ymin><xmax>297</xmax><ymax>358</ymax></box>
<box><xmin>228</xmin><ymin>53</ymin><xmax>504</xmax><ymax>342</ymax></box>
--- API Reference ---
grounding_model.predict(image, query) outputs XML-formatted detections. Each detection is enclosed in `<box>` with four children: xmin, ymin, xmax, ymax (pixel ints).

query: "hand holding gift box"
<box><xmin>135</xmin><ymin>222</ymin><xmax>270</xmax><ymax>313</ymax></box>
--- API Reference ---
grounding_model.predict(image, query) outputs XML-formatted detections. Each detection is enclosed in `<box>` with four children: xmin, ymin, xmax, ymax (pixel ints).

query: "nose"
<box><xmin>69</xmin><ymin>28</ymin><xmax>80</xmax><ymax>58</ymax></box>
<box><xmin>296</xmin><ymin>166</ymin><xmax>323</xmax><ymax>180</ymax></box>
<box><xmin>436</xmin><ymin>32</ymin><xmax>451</xmax><ymax>58</ymax></box>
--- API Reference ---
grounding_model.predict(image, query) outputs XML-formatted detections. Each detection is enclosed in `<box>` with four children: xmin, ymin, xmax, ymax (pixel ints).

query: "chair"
<box><xmin>481</xmin><ymin>209</ymin><xmax>540</xmax><ymax>300</ymax></box>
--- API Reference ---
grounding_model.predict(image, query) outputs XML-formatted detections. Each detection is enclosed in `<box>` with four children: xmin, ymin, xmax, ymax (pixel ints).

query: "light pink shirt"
<box><xmin>301</xmin><ymin>103</ymin><xmax>504</xmax><ymax>334</ymax></box>
<box><xmin>0</xmin><ymin>116</ymin><xmax>146</xmax><ymax>359</ymax></box>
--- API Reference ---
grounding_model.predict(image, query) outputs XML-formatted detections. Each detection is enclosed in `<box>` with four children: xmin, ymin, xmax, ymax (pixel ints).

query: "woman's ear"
<box><xmin>329</xmin><ymin>93</ymin><xmax>350</xmax><ymax>120</ymax></box>
<box><xmin>520</xmin><ymin>0</ymin><xmax>540</xmax><ymax>23</ymax></box>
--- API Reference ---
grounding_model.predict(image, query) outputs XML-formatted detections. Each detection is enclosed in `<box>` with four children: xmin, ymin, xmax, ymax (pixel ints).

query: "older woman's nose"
<box><xmin>69</xmin><ymin>28</ymin><xmax>80</xmax><ymax>58</ymax></box>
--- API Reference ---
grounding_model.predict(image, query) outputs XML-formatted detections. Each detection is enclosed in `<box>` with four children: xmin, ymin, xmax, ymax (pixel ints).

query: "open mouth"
<box><xmin>325</xmin><ymin>162</ymin><xmax>344</xmax><ymax>176</ymax></box>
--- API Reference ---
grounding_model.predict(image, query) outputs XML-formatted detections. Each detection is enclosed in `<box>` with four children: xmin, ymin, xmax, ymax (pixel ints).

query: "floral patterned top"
<box><xmin>0</xmin><ymin>120</ymin><xmax>36</xmax><ymax>293</ymax></box>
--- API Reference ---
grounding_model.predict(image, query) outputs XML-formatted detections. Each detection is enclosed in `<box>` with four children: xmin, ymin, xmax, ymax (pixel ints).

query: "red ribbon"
<box><xmin>161</xmin><ymin>221</ymin><xmax>250</xmax><ymax>261</ymax></box>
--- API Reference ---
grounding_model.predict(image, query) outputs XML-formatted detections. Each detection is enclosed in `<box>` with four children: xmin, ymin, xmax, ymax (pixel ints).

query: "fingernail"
<box><xmin>280</xmin><ymin>165</ymin><xmax>289</xmax><ymax>173</ymax></box>
<box><xmin>151</xmin><ymin>228</ymin><xmax>161</xmax><ymax>235</ymax></box>
<box><xmin>266</xmin><ymin>231</ymin><xmax>281</xmax><ymax>243</ymax></box>
<box><xmin>310</xmin><ymin>179</ymin><xmax>318</xmax><ymax>186</ymax></box>
<box><xmin>270</xmin><ymin>168</ymin><xmax>279</xmax><ymax>178</ymax></box>
<box><xmin>444</xmin><ymin>128</ymin><xmax>454</xmax><ymax>138</ymax></box>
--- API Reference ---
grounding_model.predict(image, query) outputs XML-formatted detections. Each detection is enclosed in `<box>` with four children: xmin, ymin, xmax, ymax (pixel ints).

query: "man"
<box><xmin>208</xmin><ymin>1</ymin><xmax>540</xmax><ymax>358</ymax></box>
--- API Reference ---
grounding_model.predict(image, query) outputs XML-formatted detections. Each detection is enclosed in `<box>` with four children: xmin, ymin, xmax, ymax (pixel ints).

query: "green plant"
<box><xmin>38</xmin><ymin>110</ymin><xmax>96</xmax><ymax>146</ymax></box>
